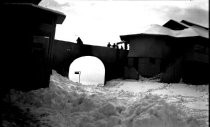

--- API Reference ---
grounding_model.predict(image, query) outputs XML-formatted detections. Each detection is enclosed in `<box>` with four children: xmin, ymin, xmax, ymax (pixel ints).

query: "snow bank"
<box><xmin>1</xmin><ymin>70</ymin><xmax>208</xmax><ymax>127</ymax></box>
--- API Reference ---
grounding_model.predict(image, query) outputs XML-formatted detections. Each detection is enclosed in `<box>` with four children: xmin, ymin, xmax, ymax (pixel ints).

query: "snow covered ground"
<box><xmin>2</xmin><ymin>70</ymin><xmax>209</xmax><ymax>127</ymax></box>
<box><xmin>106</xmin><ymin>79</ymin><xmax>209</xmax><ymax>126</ymax></box>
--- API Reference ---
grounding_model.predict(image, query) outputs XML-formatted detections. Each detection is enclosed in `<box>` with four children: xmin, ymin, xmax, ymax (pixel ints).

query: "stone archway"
<box><xmin>68</xmin><ymin>56</ymin><xmax>105</xmax><ymax>85</ymax></box>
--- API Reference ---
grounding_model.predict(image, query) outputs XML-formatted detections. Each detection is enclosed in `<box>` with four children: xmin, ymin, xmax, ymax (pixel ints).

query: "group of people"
<box><xmin>107</xmin><ymin>42</ymin><xmax>124</xmax><ymax>49</ymax></box>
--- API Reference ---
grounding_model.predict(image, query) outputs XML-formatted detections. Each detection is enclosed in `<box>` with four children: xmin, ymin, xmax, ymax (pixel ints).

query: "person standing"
<box><xmin>107</xmin><ymin>42</ymin><xmax>111</xmax><ymax>48</ymax></box>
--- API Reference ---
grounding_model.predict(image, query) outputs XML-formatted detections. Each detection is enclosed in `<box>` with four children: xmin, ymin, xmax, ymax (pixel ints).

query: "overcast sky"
<box><xmin>39</xmin><ymin>0</ymin><xmax>209</xmax><ymax>46</ymax></box>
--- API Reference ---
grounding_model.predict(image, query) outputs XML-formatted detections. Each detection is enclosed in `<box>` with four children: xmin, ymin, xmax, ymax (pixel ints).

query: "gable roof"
<box><xmin>163</xmin><ymin>19</ymin><xmax>209</xmax><ymax>38</ymax></box>
<box><xmin>144</xmin><ymin>24</ymin><xmax>205</xmax><ymax>38</ymax></box>
<box><xmin>181</xmin><ymin>20</ymin><xmax>209</xmax><ymax>38</ymax></box>
<box><xmin>1</xmin><ymin>0</ymin><xmax>41</xmax><ymax>5</ymax></box>
<box><xmin>120</xmin><ymin>20</ymin><xmax>209</xmax><ymax>41</ymax></box>
<box><xmin>163</xmin><ymin>19</ymin><xmax>188</xmax><ymax>30</ymax></box>
<box><xmin>181</xmin><ymin>20</ymin><xmax>209</xmax><ymax>30</ymax></box>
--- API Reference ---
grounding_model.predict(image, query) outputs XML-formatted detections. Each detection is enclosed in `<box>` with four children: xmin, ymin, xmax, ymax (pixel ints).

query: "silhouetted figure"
<box><xmin>112</xmin><ymin>43</ymin><xmax>116</xmax><ymax>48</ymax></box>
<box><xmin>107</xmin><ymin>42</ymin><xmax>111</xmax><ymax>48</ymax></box>
<box><xmin>116</xmin><ymin>44</ymin><xmax>119</xmax><ymax>49</ymax></box>
<box><xmin>120</xmin><ymin>45</ymin><xmax>124</xmax><ymax>50</ymax></box>
<box><xmin>124</xmin><ymin>42</ymin><xmax>128</xmax><ymax>50</ymax></box>
<box><xmin>76</xmin><ymin>37</ymin><xmax>83</xmax><ymax>45</ymax></box>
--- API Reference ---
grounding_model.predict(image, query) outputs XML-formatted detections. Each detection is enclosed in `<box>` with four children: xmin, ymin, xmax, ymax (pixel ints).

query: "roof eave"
<box><xmin>3</xmin><ymin>3</ymin><xmax>66</xmax><ymax>24</ymax></box>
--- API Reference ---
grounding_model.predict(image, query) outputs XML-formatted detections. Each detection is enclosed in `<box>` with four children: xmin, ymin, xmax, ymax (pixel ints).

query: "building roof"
<box><xmin>2</xmin><ymin>3</ymin><xmax>66</xmax><ymax>24</ymax></box>
<box><xmin>181</xmin><ymin>20</ymin><xmax>209</xmax><ymax>39</ymax></box>
<box><xmin>163</xmin><ymin>19</ymin><xmax>209</xmax><ymax>38</ymax></box>
<box><xmin>181</xmin><ymin>20</ymin><xmax>209</xmax><ymax>30</ymax></box>
<box><xmin>163</xmin><ymin>19</ymin><xmax>188</xmax><ymax>30</ymax></box>
<box><xmin>120</xmin><ymin>20</ymin><xmax>209</xmax><ymax>42</ymax></box>
<box><xmin>1</xmin><ymin>0</ymin><xmax>41</xmax><ymax>5</ymax></box>
<box><xmin>144</xmin><ymin>24</ymin><xmax>201</xmax><ymax>37</ymax></box>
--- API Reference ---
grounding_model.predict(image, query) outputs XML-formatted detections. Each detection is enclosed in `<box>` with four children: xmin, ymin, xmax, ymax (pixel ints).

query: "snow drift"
<box><xmin>1</xmin><ymin>70</ymin><xmax>208</xmax><ymax>127</ymax></box>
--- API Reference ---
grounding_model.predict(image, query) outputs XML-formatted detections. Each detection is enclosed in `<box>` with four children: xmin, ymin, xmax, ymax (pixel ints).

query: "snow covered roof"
<box><xmin>163</xmin><ymin>20</ymin><xmax>209</xmax><ymax>38</ymax></box>
<box><xmin>143</xmin><ymin>24</ymin><xmax>200</xmax><ymax>38</ymax></box>
<box><xmin>184</xmin><ymin>25</ymin><xmax>209</xmax><ymax>38</ymax></box>
<box><xmin>120</xmin><ymin>20</ymin><xmax>209</xmax><ymax>42</ymax></box>
<box><xmin>181</xmin><ymin>20</ymin><xmax>209</xmax><ymax>30</ymax></box>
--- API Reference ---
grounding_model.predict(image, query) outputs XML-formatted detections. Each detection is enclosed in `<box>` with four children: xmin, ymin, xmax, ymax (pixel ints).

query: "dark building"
<box><xmin>1</xmin><ymin>1</ymin><xmax>66</xmax><ymax>92</ymax></box>
<box><xmin>120</xmin><ymin>20</ymin><xmax>209</xmax><ymax>84</ymax></box>
<box><xmin>120</xmin><ymin>30</ymin><xmax>174</xmax><ymax>80</ymax></box>
<box><xmin>167</xmin><ymin>20</ymin><xmax>209</xmax><ymax>84</ymax></box>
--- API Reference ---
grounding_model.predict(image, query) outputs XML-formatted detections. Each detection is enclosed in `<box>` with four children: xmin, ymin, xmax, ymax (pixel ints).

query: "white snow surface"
<box><xmin>143</xmin><ymin>24</ymin><xmax>208</xmax><ymax>38</ymax></box>
<box><xmin>2</xmin><ymin>70</ymin><xmax>209</xmax><ymax>127</ymax></box>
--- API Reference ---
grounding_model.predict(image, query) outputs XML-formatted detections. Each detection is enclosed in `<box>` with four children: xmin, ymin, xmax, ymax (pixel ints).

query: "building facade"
<box><xmin>120</xmin><ymin>20</ymin><xmax>209</xmax><ymax>84</ymax></box>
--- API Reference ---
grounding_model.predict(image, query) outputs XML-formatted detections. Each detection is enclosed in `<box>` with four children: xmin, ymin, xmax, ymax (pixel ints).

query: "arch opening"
<box><xmin>68</xmin><ymin>56</ymin><xmax>105</xmax><ymax>86</ymax></box>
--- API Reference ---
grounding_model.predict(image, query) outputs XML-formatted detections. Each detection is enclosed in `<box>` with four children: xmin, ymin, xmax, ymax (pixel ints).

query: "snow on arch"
<box><xmin>68</xmin><ymin>56</ymin><xmax>105</xmax><ymax>86</ymax></box>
